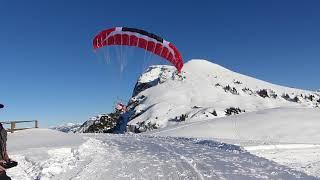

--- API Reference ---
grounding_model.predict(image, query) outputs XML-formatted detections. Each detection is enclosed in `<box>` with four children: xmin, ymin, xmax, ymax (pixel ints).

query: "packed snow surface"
<box><xmin>6</xmin><ymin>129</ymin><xmax>315</xmax><ymax>179</ymax></box>
<box><xmin>151</xmin><ymin>107</ymin><xmax>320</xmax><ymax>177</ymax></box>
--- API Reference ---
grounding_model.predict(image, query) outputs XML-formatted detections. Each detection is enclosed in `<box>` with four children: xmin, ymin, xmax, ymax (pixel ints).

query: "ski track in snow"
<box><xmin>7</xmin><ymin>134</ymin><xmax>316</xmax><ymax>180</ymax></box>
<box><xmin>152</xmin><ymin>141</ymin><xmax>206</xmax><ymax>180</ymax></box>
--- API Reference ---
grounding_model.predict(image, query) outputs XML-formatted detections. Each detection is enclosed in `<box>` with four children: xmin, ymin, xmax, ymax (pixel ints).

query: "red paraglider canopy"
<box><xmin>93</xmin><ymin>27</ymin><xmax>183</xmax><ymax>72</ymax></box>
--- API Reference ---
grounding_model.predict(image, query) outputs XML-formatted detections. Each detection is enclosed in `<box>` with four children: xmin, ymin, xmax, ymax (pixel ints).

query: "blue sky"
<box><xmin>1</xmin><ymin>0</ymin><xmax>319</xmax><ymax>127</ymax></box>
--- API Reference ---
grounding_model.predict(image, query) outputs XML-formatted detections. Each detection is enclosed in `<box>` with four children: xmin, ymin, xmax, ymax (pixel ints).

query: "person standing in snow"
<box><xmin>0</xmin><ymin>104</ymin><xmax>11</xmax><ymax>180</ymax></box>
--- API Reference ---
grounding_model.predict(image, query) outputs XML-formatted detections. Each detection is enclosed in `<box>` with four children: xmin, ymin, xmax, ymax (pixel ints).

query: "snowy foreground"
<box><xmin>7</xmin><ymin>107</ymin><xmax>320</xmax><ymax>179</ymax></box>
<box><xmin>6</xmin><ymin>128</ymin><xmax>317</xmax><ymax>179</ymax></box>
<box><xmin>151</xmin><ymin>107</ymin><xmax>320</xmax><ymax>178</ymax></box>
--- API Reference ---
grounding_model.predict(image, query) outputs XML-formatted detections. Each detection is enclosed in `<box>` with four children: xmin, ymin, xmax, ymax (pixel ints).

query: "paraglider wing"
<box><xmin>93</xmin><ymin>27</ymin><xmax>183</xmax><ymax>72</ymax></box>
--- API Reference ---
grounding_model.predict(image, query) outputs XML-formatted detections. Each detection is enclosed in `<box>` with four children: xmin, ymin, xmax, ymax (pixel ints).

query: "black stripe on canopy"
<box><xmin>122</xmin><ymin>27</ymin><xmax>164</xmax><ymax>43</ymax></box>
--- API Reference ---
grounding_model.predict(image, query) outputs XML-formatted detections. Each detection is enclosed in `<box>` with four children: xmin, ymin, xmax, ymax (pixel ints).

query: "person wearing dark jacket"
<box><xmin>0</xmin><ymin>104</ymin><xmax>11</xmax><ymax>180</ymax></box>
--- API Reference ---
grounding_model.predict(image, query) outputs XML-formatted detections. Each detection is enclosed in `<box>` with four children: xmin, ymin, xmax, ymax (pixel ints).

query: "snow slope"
<box><xmin>152</xmin><ymin>107</ymin><xmax>320</xmax><ymax>144</ymax></box>
<box><xmin>151</xmin><ymin>107</ymin><xmax>320</xmax><ymax>177</ymax></box>
<box><xmin>6</xmin><ymin>129</ymin><xmax>316</xmax><ymax>179</ymax></box>
<box><xmin>8</xmin><ymin>128</ymin><xmax>84</xmax><ymax>152</ymax></box>
<box><xmin>127</xmin><ymin>59</ymin><xmax>319</xmax><ymax>131</ymax></box>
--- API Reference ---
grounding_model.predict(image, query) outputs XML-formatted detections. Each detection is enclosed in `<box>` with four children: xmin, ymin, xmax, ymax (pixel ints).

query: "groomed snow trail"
<box><xmin>8</xmin><ymin>133</ymin><xmax>316</xmax><ymax>180</ymax></box>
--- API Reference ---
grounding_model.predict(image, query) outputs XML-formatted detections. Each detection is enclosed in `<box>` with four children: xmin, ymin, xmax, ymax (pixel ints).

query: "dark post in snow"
<box><xmin>35</xmin><ymin>120</ymin><xmax>38</xmax><ymax>128</ymax></box>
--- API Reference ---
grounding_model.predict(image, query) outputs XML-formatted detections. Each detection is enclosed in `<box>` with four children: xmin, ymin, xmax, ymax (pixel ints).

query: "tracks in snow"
<box><xmin>245</xmin><ymin>144</ymin><xmax>320</xmax><ymax>178</ymax></box>
<box><xmin>7</xmin><ymin>134</ymin><xmax>316</xmax><ymax>180</ymax></box>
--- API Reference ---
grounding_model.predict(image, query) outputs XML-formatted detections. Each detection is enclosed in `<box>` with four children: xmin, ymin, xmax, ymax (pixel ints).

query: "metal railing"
<box><xmin>0</xmin><ymin>120</ymin><xmax>38</xmax><ymax>133</ymax></box>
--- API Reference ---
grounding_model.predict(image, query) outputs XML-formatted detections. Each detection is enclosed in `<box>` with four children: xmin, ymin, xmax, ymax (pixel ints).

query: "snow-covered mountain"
<box><xmin>51</xmin><ymin>122</ymin><xmax>82</xmax><ymax>133</ymax></box>
<box><xmin>56</xmin><ymin>111</ymin><xmax>126</xmax><ymax>134</ymax></box>
<box><xmin>76</xmin><ymin>112</ymin><xmax>124</xmax><ymax>133</ymax></box>
<box><xmin>126</xmin><ymin>59</ymin><xmax>319</xmax><ymax>132</ymax></box>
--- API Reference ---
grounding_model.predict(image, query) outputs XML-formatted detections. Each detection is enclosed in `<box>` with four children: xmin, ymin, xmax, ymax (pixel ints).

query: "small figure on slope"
<box><xmin>115</xmin><ymin>102</ymin><xmax>127</xmax><ymax>113</ymax></box>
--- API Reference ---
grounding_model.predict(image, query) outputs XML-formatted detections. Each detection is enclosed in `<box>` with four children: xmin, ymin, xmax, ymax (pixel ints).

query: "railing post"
<box><xmin>10</xmin><ymin>122</ymin><xmax>16</xmax><ymax>133</ymax></box>
<box><xmin>35</xmin><ymin>120</ymin><xmax>38</xmax><ymax>128</ymax></box>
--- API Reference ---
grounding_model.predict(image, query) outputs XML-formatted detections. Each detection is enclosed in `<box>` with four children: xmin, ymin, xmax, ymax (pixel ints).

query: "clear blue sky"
<box><xmin>1</xmin><ymin>0</ymin><xmax>319</xmax><ymax>127</ymax></box>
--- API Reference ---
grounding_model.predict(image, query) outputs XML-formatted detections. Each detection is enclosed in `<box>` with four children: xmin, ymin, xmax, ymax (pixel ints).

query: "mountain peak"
<box><xmin>126</xmin><ymin>59</ymin><xmax>320</xmax><ymax>132</ymax></box>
